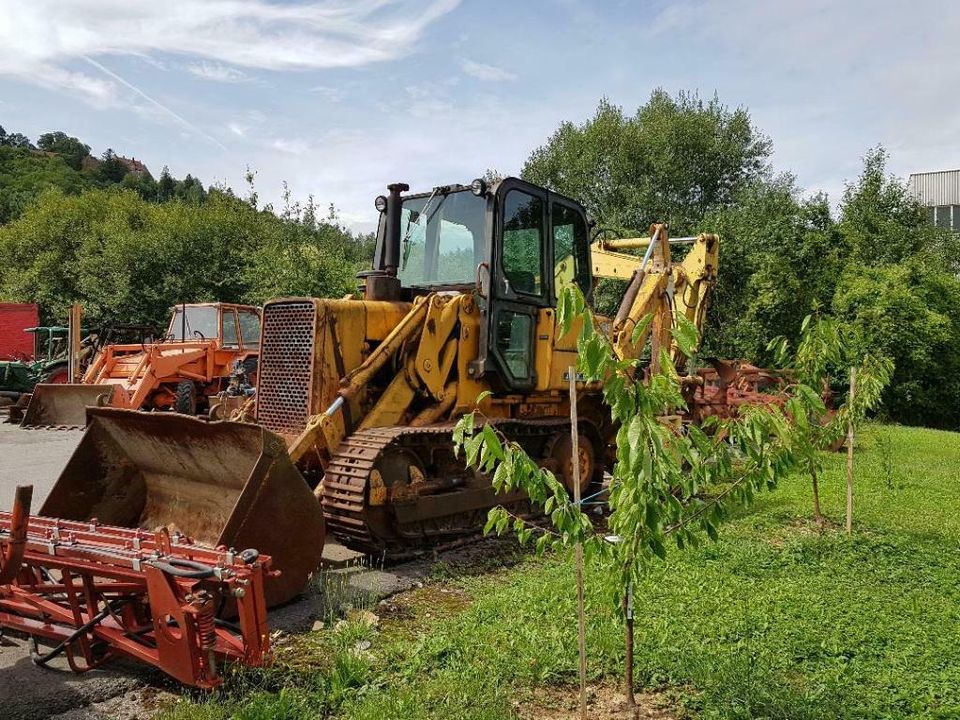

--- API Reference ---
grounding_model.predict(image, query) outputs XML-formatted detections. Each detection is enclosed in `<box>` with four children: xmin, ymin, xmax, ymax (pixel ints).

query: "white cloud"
<box><xmin>227</xmin><ymin>122</ymin><xmax>246</xmax><ymax>137</ymax></box>
<box><xmin>0</xmin><ymin>0</ymin><xmax>460</xmax><ymax>104</ymax></box>
<box><xmin>188</xmin><ymin>62</ymin><xmax>249</xmax><ymax>83</ymax></box>
<box><xmin>461</xmin><ymin>59</ymin><xmax>516</xmax><ymax>82</ymax></box>
<box><xmin>645</xmin><ymin>0</ymin><xmax>960</xmax><ymax>200</ymax></box>
<box><xmin>271</xmin><ymin>138</ymin><xmax>312</xmax><ymax>155</ymax></box>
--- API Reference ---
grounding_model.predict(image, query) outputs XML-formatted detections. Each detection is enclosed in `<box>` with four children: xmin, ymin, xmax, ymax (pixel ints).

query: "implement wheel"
<box><xmin>174</xmin><ymin>380</ymin><xmax>197</xmax><ymax>415</ymax></box>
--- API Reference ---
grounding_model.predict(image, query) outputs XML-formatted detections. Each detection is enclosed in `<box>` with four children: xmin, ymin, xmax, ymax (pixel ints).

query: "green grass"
<box><xmin>159</xmin><ymin>424</ymin><xmax>960</xmax><ymax>719</ymax></box>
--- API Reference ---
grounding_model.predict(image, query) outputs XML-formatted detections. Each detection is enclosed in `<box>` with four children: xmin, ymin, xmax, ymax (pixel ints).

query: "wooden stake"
<box><xmin>68</xmin><ymin>303</ymin><xmax>82</xmax><ymax>383</ymax></box>
<box><xmin>569</xmin><ymin>366</ymin><xmax>587</xmax><ymax>720</ymax></box>
<box><xmin>846</xmin><ymin>367</ymin><xmax>857</xmax><ymax>536</ymax></box>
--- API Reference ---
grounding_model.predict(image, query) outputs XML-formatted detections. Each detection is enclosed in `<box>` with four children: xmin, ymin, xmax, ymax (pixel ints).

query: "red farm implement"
<box><xmin>0</xmin><ymin>485</ymin><xmax>272</xmax><ymax>689</ymax></box>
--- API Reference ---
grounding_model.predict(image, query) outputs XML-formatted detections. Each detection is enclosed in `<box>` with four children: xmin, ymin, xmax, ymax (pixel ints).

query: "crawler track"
<box><xmin>321</xmin><ymin>419</ymin><xmax>600</xmax><ymax>554</ymax></box>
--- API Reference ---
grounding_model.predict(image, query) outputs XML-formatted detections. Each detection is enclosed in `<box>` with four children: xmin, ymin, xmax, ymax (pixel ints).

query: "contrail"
<box><xmin>83</xmin><ymin>56</ymin><xmax>228</xmax><ymax>151</ymax></box>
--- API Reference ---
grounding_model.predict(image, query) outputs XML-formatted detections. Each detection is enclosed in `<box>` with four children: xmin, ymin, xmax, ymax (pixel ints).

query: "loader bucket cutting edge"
<box><xmin>40</xmin><ymin>407</ymin><xmax>325</xmax><ymax>607</ymax></box>
<box><xmin>21</xmin><ymin>384</ymin><xmax>121</xmax><ymax>428</ymax></box>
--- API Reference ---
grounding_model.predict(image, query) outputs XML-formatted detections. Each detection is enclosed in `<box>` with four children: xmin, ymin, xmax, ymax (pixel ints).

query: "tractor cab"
<box><xmin>24</xmin><ymin>326</ymin><xmax>71</xmax><ymax>363</ymax></box>
<box><xmin>166</xmin><ymin>302</ymin><xmax>262</xmax><ymax>350</ymax></box>
<box><xmin>369</xmin><ymin>177</ymin><xmax>593</xmax><ymax>391</ymax></box>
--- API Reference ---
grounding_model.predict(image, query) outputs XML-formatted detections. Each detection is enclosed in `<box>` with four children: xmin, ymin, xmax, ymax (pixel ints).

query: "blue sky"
<box><xmin>0</xmin><ymin>0</ymin><xmax>957</xmax><ymax>232</ymax></box>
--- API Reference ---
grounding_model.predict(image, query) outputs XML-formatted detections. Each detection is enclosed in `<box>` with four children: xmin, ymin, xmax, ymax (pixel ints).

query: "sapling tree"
<box><xmin>454</xmin><ymin>287</ymin><xmax>821</xmax><ymax>710</ymax></box>
<box><xmin>768</xmin><ymin>314</ymin><xmax>893</xmax><ymax>531</ymax></box>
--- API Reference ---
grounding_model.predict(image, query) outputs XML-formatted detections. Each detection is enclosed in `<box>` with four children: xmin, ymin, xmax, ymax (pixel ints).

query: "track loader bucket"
<box><xmin>40</xmin><ymin>407</ymin><xmax>325</xmax><ymax>606</ymax></box>
<box><xmin>20</xmin><ymin>384</ymin><xmax>121</xmax><ymax>428</ymax></box>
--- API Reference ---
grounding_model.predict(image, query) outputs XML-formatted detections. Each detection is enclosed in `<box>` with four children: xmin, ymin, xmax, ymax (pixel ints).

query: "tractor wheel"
<box><xmin>174</xmin><ymin>380</ymin><xmax>198</xmax><ymax>415</ymax></box>
<box><xmin>42</xmin><ymin>364</ymin><xmax>69</xmax><ymax>384</ymax></box>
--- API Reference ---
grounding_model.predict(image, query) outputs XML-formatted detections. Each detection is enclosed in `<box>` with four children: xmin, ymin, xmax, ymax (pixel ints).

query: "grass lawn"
<box><xmin>160</xmin><ymin>424</ymin><xmax>960</xmax><ymax>719</ymax></box>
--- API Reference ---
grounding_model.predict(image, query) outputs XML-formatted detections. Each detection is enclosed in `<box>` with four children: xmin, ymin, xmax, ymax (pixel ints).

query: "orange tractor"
<box><xmin>22</xmin><ymin>303</ymin><xmax>261</xmax><ymax>427</ymax></box>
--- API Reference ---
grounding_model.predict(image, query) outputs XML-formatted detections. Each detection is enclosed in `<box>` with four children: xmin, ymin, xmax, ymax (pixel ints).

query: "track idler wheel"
<box><xmin>366</xmin><ymin>447</ymin><xmax>426</xmax><ymax>543</ymax></box>
<box><xmin>546</xmin><ymin>431</ymin><xmax>594</xmax><ymax>497</ymax></box>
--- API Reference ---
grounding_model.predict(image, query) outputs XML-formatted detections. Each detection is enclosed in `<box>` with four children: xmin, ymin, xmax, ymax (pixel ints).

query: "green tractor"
<box><xmin>0</xmin><ymin>327</ymin><xmax>73</xmax><ymax>410</ymax></box>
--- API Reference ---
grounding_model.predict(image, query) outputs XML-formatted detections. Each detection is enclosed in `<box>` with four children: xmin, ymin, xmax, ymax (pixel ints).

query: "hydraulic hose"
<box><xmin>31</xmin><ymin>597</ymin><xmax>133</xmax><ymax>667</ymax></box>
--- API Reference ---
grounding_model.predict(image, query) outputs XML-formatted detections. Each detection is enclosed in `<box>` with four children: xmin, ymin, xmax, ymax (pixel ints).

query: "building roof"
<box><xmin>907</xmin><ymin>169</ymin><xmax>960</xmax><ymax>207</ymax></box>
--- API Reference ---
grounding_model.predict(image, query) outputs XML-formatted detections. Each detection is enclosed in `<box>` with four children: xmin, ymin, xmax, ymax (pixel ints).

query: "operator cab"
<box><xmin>369</xmin><ymin>177</ymin><xmax>593</xmax><ymax>391</ymax></box>
<box><xmin>166</xmin><ymin>303</ymin><xmax>262</xmax><ymax>349</ymax></box>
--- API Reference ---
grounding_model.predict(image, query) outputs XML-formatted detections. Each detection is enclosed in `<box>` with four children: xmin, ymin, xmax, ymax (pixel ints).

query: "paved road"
<box><xmin>0</xmin><ymin>422</ymin><xmax>81</xmax><ymax>508</ymax></box>
<box><xmin>0</xmin><ymin>422</ymin><xmax>143</xmax><ymax>720</ymax></box>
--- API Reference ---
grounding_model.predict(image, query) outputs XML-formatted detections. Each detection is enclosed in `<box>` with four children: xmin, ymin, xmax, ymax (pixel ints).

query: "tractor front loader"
<box><xmin>41</xmin><ymin>176</ymin><xmax>717</xmax><ymax>604</ymax></box>
<box><xmin>22</xmin><ymin>303</ymin><xmax>261</xmax><ymax>428</ymax></box>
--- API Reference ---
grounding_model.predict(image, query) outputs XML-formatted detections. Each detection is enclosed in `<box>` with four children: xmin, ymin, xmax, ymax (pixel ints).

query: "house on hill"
<box><xmin>81</xmin><ymin>154</ymin><xmax>152</xmax><ymax>178</ymax></box>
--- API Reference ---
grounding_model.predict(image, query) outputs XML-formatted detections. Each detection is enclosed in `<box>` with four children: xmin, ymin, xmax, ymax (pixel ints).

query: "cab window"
<box><xmin>222</xmin><ymin>310</ymin><xmax>239</xmax><ymax>348</ymax></box>
<box><xmin>552</xmin><ymin>202</ymin><xmax>589</xmax><ymax>301</ymax></box>
<box><xmin>168</xmin><ymin>306</ymin><xmax>219</xmax><ymax>341</ymax></box>
<box><xmin>239</xmin><ymin>310</ymin><xmax>261</xmax><ymax>349</ymax></box>
<box><xmin>501</xmin><ymin>189</ymin><xmax>545</xmax><ymax>297</ymax></box>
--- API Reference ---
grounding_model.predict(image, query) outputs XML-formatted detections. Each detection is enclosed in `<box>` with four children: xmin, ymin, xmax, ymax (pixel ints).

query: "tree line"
<box><xmin>2</xmin><ymin>95</ymin><xmax>957</xmax><ymax>428</ymax></box>
<box><xmin>0</xmin><ymin>125</ymin><xmax>223</xmax><ymax>223</ymax></box>
<box><xmin>0</xmin><ymin>124</ymin><xmax>374</xmax><ymax>333</ymax></box>
<box><xmin>523</xmin><ymin>91</ymin><xmax>960</xmax><ymax>429</ymax></box>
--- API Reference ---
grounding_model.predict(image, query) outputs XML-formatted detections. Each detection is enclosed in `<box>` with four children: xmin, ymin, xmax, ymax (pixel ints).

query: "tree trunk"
<box><xmin>569</xmin><ymin>368</ymin><xmax>587</xmax><ymax>720</ymax></box>
<box><xmin>623</xmin><ymin>584</ymin><xmax>636</xmax><ymax>711</ymax></box>
<box><xmin>811</xmin><ymin>466</ymin><xmax>825</xmax><ymax>532</ymax></box>
<box><xmin>845</xmin><ymin>367</ymin><xmax>857</xmax><ymax>536</ymax></box>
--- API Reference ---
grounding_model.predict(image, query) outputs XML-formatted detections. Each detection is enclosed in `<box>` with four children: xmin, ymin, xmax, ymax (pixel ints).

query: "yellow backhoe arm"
<box><xmin>589</xmin><ymin>225</ymin><xmax>719</xmax><ymax>366</ymax></box>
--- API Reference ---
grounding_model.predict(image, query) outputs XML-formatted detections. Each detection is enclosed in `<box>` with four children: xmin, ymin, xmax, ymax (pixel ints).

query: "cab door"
<box><xmin>486</xmin><ymin>179</ymin><xmax>550</xmax><ymax>391</ymax></box>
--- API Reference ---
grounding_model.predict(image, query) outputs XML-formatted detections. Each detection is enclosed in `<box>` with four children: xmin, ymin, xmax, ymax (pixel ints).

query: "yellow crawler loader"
<box><xmin>42</xmin><ymin>177</ymin><xmax>717</xmax><ymax>604</ymax></box>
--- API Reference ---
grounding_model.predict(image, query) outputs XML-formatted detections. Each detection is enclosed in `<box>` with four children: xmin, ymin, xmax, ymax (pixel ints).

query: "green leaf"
<box><xmin>704</xmin><ymin>520</ymin><xmax>719</xmax><ymax>542</ymax></box>
<box><xmin>649</xmin><ymin>537</ymin><xmax>667</xmax><ymax>560</ymax></box>
<box><xmin>630</xmin><ymin>314</ymin><xmax>654</xmax><ymax>345</ymax></box>
<box><xmin>481</xmin><ymin>425</ymin><xmax>504</xmax><ymax>462</ymax></box>
<box><xmin>671</xmin><ymin>313</ymin><xmax>699</xmax><ymax>358</ymax></box>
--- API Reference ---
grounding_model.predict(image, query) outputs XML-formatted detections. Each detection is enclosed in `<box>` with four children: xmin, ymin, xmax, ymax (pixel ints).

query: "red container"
<box><xmin>0</xmin><ymin>303</ymin><xmax>39</xmax><ymax>360</ymax></box>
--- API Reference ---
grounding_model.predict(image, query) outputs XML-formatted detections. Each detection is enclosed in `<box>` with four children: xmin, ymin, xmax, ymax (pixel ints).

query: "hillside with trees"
<box><xmin>0</xmin><ymin>123</ymin><xmax>375</xmax><ymax>331</ymax></box>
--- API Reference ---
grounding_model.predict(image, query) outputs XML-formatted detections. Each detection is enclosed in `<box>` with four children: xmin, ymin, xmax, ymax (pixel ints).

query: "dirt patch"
<box><xmin>515</xmin><ymin>683</ymin><xmax>676</xmax><ymax>720</ymax></box>
<box><xmin>49</xmin><ymin>685</ymin><xmax>177</xmax><ymax>719</ymax></box>
<box><xmin>377</xmin><ymin>583</ymin><xmax>474</xmax><ymax>640</ymax></box>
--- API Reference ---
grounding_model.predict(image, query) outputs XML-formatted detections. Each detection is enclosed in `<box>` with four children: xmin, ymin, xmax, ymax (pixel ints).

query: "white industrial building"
<box><xmin>908</xmin><ymin>170</ymin><xmax>960</xmax><ymax>230</ymax></box>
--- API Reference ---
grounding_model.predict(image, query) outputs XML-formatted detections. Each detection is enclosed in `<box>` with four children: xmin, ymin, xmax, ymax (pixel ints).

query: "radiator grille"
<box><xmin>257</xmin><ymin>300</ymin><xmax>316</xmax><ymax>436</ymax></box>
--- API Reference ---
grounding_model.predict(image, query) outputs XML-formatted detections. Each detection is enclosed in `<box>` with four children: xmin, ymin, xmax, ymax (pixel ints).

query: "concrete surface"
<box><xmin>0</xmin><ymin>420</ymin><xmax>429</xmax><ymax>719</ymax></box>
<box><xmin>0</xmin><ymin>422</ymin><xmax>144</xmax><ymax>720</ymax></box>
<box><xmin>0</xmin><ymin>422</ymin><xmax>81</xmax><ymax>508</ymax></box>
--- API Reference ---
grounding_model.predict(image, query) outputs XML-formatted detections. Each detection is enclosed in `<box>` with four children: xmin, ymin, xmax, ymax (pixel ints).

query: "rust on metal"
<box><xmin>21</xmin><ymin>384</ymin><xmax>120</xmax><ymax>429</ymax></box>
<box><xmin>0</xmin><ymin>492</ymin><xmax>272</xmax><ymax>688</ymax></box>
<box><xmin>0</xmin><ymin>485</ymin><xmax>30</xmax><ymax>584</ymax></box>
<box><xmin>40</xmin><ymin>407</ymin><xmax>325</xmax><ymax>606</ymax></box>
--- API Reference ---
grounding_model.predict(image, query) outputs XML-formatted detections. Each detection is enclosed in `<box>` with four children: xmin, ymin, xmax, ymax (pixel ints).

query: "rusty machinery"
<box><xmin>40</xmin><ymin>176</ymin><xmax>717</xmax><ymax>601</ymax></box>
<box><xmin>22</xmin><ymin>303</ymin><xmax>261</xmax><ymax>428</ymax></box>
<box><xmin>0</xmin><ymin>486</ymin><xmax>272</xmax><ymax>688</ymax></box>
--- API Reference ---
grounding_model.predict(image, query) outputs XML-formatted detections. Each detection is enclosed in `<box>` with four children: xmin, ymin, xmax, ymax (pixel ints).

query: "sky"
<box><xmin>0</xmin><ymin>0</ymin><xmax>957</xmax><ymax>233</ymax></box>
